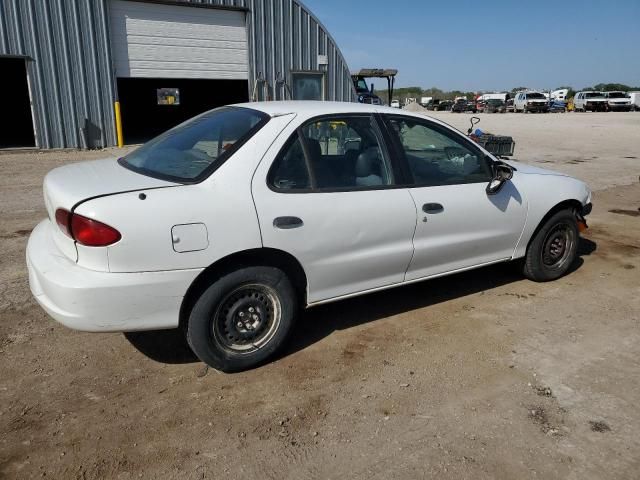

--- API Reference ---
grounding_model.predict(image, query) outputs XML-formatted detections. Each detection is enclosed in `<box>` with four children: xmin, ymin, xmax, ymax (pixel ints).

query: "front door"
<box><xmin>252</xmin><ymin>114</ymin><xmax>417</xmax><ymax>304</ymax></box>
<box><xmin>383</xmin><ymin>115</ymin><xmax>527</xmax><ymax>281</ymax></box>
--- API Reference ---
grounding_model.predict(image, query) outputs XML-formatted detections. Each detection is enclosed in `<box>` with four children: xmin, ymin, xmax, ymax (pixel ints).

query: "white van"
<box><xmin>513</xmin><ymin>91</ymin><xmax>549</xmax><ymax>113</ymax></box>
<box><xmin>573</xmin><ymin>92</ymin><xmax>607</xmax><ymax>112</ymax></box>
<box><xmin>604</xmin><ymin>91</ymin><xmax>632</xmax><ymax>111</ymax></box>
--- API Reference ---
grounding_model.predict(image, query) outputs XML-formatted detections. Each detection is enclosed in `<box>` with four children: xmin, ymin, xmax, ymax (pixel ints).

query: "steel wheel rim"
<box><xmin>541</xmin><ymin>223</ymin><xmax>576</xmax><ymax>271</ymax></box>
<box><xmin>212</xmin><ymin>284</ymin><xmax>281</xmax><ymax>354</ymax></box>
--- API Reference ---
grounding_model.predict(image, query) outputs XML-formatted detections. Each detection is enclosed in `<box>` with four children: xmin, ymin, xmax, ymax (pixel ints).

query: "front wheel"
<box><xmin>523</xmin><ymin>209</ymin><xmax>579</xmax><ymax>282</ymax></box>
<box><xmin>186</xmin><ymin>266</ymin><xmax>298</xmax><ymax>372</ymax></box>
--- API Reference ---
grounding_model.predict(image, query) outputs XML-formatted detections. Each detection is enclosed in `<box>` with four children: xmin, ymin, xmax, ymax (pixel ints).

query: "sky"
<box><xmin>303</xmin><ymin>0</ymin><xmax>640</xmax><ymax>92</ymax></box>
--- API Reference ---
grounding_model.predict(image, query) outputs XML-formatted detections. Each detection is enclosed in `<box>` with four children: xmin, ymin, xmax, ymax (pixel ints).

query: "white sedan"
<box><xmin>27</xmin><ymin>101</ymin><xmax>592</xmax><ymax>372</ymax></box>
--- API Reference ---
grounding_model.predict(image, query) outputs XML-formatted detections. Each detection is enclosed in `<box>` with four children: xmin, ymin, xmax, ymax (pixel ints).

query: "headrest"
<box><xmin>306</xmin><ymin>138</ymin><xmax>322</xmax><ymax>160</ymax></box>
<box><xmin>355</xmin><ymin>150</ymin><xmax>374</xmax><ymax>177</ymax></box>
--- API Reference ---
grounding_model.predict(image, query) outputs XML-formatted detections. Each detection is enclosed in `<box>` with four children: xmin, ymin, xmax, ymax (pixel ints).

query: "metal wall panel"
<box><xmin>0</xmin><ymin>0</ymin><xmax>354</xmax><ymax>149</ymax></box>
<box><xmin>109</xmin><ymin>0</ymin><xmax>249</xmax><ymax>79</ymax></box>
<box><xmin>0</xmin><ymin>0</ymin><xmax>116</xmax><ymax>148</ymax></box>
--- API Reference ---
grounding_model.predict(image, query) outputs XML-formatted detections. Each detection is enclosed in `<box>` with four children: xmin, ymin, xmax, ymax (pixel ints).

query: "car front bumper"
<box><xmin>525</xmin><ymin>104</ymin><xmax>549</xmax><ymax>112</ymax></box>
<box><xmin>607</xmin><ymin>104</ymin><xmax>632</xmax><ymax>111</ymax></box>
<box><xmin>585</xmin><ymin>103</ymin><xmax>607</xmax><ymax>111</ymax></box>
<box><xmin>26</xmin><ymin>220</ymin><xmax>202</xmax><ymax>332</ymax></box>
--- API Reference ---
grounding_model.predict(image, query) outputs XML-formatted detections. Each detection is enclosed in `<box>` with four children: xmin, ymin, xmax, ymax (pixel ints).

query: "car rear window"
<box><xmin>120</xmin><ymin>107</ymin><xmax>269</xmax><ymax>183</ymax></box>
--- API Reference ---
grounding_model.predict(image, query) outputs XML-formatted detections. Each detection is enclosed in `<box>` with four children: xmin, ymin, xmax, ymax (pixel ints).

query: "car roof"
<box><xmin>229</xmin><ymin>100</ymin><xmax>464</xmax><ymax>134</ymax></box>
<box><xmin>231</xmin><ymin>100</ymin><xmax>428</xmax><ymax>119</ymax></box>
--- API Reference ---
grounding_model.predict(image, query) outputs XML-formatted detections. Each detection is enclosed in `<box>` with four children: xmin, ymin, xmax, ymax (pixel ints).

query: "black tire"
<box><xmin>186</xmin><ymin>266</ymin><xmax>297</xmax><ymax>372</ymax></box>
<box><xmin>523</xmin><ymin>209</ymin><xmax>579</xmax><ymax>282</ymax></box>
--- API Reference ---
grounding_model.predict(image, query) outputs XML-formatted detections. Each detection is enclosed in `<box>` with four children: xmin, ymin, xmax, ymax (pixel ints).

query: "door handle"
<box><xmin>273</xmin><ymin>216</ymin><xmax>304</xmax><ymax>229</ymax></box>
<box><xmin>422</xmin><ymin>203</ymin><xmax>444</xmax><ymax>214</ymax></box>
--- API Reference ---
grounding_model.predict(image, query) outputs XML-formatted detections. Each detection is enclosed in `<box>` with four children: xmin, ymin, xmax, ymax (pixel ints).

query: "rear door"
<box><xmin>252</xmin><ymin>114</ymin><xmax>417</xmax><ymax>304</ymax></box>
<box><xmin>382</xmin><ymin>114</ymin><xmax>527</xmax><ymax>280</ymax></box>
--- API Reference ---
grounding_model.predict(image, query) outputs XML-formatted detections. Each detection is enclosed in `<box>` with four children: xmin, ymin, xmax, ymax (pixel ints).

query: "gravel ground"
<box><xmin>1</xmin><ymin>112</ymin><xmax>639</xmax><ymax>479</ymax></box>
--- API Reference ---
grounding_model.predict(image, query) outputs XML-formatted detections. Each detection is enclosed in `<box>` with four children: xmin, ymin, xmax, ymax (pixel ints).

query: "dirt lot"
<box><xmin>1</xmin><ymin>112</ymin><xmax>639</xmax><ymax>479</ymax></box>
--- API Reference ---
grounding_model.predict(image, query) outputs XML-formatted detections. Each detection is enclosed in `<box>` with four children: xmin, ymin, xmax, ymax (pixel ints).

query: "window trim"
<box><xmin>267</xmin><ymin>113</ymin><xmax>405</xmax><ymax>194</ymax></box>
<box><xmin>290</xmin><ymin>70</ymin><xmax>327</xmax><ymax>101</ymax></box>
<box><xmin>379</xmin><ymin>113</ymin><xmax>494</xmax><ymax>188</ymax></box>
<box><xmin>118</xmin><ymin>106</ymin><xmax>271</xmax><ymax>185</ymax></box>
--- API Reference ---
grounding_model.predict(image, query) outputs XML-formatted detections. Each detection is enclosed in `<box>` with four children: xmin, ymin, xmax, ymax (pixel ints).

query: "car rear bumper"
<box><xmin>27</xmin><ymin>220</ymin><xmax>202</xmax><ymax>332</ymax></box>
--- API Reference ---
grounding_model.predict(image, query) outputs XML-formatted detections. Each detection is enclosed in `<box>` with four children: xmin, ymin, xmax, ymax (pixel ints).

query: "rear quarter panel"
<box><xmin>74</xmin><ymin>114</ymin><xmax>297</xmax><ymax>273</ymax></box>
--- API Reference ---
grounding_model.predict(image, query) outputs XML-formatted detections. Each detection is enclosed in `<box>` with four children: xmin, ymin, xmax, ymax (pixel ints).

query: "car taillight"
<box><xmin>55</xmin><ymin>208</ymin><xmax>72</xmax><ymax>237</ymax></box>
<box><xmin>54</xmin><ymin>208</ymin><xmax>121</xmax><ymax>247</ymax></box>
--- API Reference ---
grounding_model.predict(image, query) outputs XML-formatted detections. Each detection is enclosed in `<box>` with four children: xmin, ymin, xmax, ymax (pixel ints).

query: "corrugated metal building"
<box><xmin>0</xmin><ymin>0</ymin><xmax>355</xmax><ymax>149</ymax></box>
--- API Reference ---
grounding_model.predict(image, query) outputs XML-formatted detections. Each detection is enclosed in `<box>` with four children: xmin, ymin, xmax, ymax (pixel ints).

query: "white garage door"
<box><xmin>109</xmin><ymin>0</ymin><xmax>249</xmax><ymax>79</ymax></box>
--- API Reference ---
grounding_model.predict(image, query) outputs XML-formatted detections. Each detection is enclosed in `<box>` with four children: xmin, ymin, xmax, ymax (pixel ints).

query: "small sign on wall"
<box><xmin>157</xmin><ymin>88</ymin><xmax>180</xmax><ymax>105</ymax></box>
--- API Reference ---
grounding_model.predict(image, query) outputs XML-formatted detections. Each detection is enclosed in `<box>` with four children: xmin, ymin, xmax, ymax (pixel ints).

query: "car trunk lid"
<box><xmin>44</xmin><ymin>157</ymin><xmax>178</xmax><ymax>262</ymax></box>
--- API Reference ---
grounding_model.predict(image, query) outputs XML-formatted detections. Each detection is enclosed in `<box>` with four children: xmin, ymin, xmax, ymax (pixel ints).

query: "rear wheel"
<box><xmin>523</xmin><ymin>209</ymin><xmax>579</xmax><ymax>282</ymax></box>
<box><xmin>186</xmin><ymin>266</ymin><xmax>297</xmax><ymax>372</ymax></box>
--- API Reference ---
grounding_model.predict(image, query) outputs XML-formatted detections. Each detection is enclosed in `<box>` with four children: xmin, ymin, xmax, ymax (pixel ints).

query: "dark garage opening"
<box><xmin>0</xmin><ymin>58</ymin><xmax>35</xmax><ymax>148</ymax></box>
<box><xmin>117</xmin><ymin>78</ymin><xmax>249</xmax><ymax>144</ymax></box>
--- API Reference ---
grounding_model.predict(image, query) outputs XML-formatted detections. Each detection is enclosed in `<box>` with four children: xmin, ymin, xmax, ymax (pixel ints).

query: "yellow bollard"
<box><xmin>114</xmin><ymin>101</ymin><xmax>124</xmax><ymax>147</ymax></box>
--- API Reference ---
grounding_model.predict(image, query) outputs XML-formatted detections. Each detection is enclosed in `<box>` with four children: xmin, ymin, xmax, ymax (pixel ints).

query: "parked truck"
<box><xmin>351</xmin><ymin>69</ymin><xmax>398</xmax><ymax>106</ymax></box>
<box><xmin>420</xmin><ymin>97</ymin><xmax>433</xmax><ymax>107</ymax></box>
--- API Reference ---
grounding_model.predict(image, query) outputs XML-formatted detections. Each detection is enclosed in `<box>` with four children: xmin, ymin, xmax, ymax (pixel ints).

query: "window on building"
<box><xmin>291</xmin><ymin>71</ymin><xmax>325</xmax><ymax>101</ymax></box>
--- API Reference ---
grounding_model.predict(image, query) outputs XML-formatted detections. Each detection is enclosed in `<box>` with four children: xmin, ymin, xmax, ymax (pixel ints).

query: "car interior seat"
<box><xmin>355</xmin><ymin>149</ymin><xmax>384</xmax><ymax>186</ymax></box>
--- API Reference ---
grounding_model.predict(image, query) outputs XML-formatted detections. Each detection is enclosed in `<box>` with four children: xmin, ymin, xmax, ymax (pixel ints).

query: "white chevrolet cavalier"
<box><xmin>27</xmin><ymin>102</ymin><xmax>592</xmax><ymax>372</ymax></box>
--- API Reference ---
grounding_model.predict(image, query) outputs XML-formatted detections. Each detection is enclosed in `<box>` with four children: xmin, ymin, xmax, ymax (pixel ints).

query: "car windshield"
<box><xmin>527</xmin><ymin>93</ymin><xmax>546</xmax><ymax>99</ymax></box>
<box><xmin>585</xmin><ymin>92</ymin><xmax>604</xmax><ymax>98</ymax></box>
<box><xmin>488</xmin><ymin>99</ymin><xmax>504</xmax><ymax>105</ymax></box>
<box><xmin>120</xmin><ymin>107</ymin><xmax>268</xmax><ymax>182</ymax></box>
<box><xmin>607</xmin><ymin>92</ymin><xmax>627</xmax><ymax>98</ymax></box>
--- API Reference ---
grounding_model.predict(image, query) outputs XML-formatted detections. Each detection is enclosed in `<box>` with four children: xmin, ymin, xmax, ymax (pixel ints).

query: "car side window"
<box><xmin>387</xmin><ymin>117</ymin><xmax>492</xmax><ymax>187</ymax></box>
<box><xmin>269</xmin><ymin>115</ymin><xmax>394</xmax><ymax>191</ymax></box>
<box><xmin>268</xmin><ymin>135</ymin><xmax>311</xmax><ymax>191</ymax></box>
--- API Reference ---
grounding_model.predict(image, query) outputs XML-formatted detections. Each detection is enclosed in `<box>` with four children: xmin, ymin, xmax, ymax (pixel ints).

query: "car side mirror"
<box><xmin>486</xmin><ymin>163</ymin><xmax>513</xmax><ymax>195</ymax></box>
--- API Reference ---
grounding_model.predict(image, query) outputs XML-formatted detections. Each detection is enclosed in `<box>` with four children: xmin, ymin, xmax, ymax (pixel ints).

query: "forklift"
<box><xmin>351</xmin><ymin>69</ymin><xmax>398</xmax><ymax>106</ymax></box>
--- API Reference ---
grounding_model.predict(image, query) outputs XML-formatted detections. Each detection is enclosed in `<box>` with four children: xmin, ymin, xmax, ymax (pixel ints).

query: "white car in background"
<box><xmin>390</xmin><ymin>99</ymin><xmax>401</xmax><ymax>108</ymax></box>
<box><xmin>27</xmin><ymin>101</ymin><xmax>592</xmax><ymax>372</ymax></box>
<box><xmin>604</xmin><ymin>91</ymin><xmax>632</xmax><ymax>112</ymax></box>
<box><xmin>513</xmin><ymin>91</ymin><xmax>549</xmax><ymax>113</ymax></box>
<box><xmin>574</xmin><ymin>91</ymin><xmax>607</xmax><ymax>112</ymax></box>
